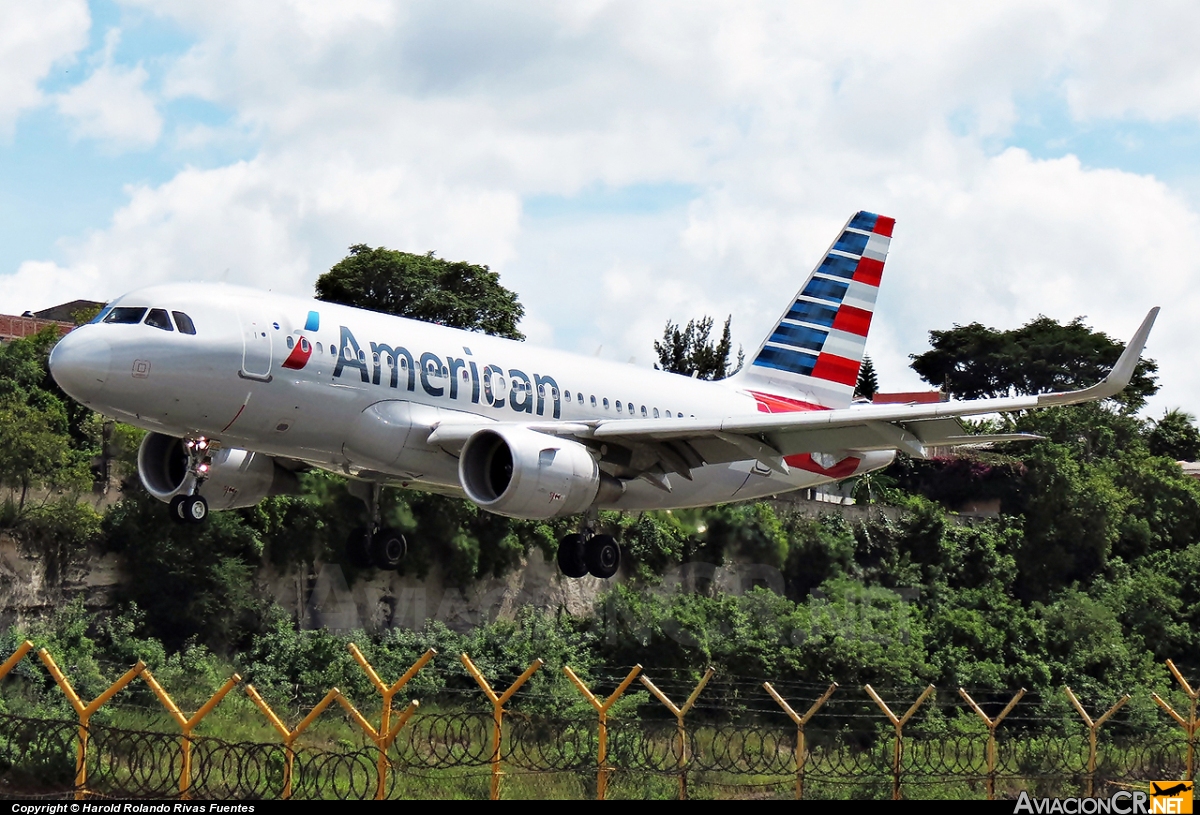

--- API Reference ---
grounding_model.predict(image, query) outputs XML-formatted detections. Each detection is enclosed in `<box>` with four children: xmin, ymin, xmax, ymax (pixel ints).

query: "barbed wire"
<box><xmin>0</xmin><ymin>710</ymin><xmax>1189</xmax><ymax>800</ymax></box>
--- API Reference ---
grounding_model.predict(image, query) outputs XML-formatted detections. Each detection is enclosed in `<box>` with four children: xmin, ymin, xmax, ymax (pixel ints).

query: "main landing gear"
<box><xmin>169</xmin><ymin>437</ymin><xmax>212</xmax><ymax>525</ymax></box>
<box><xmin>345</xmin><ymin>481</ymin><xmax>407</xmax><ymax>571</ymax></box>
<box><xmin>557</xmin><ymin>528</ymin><xmax>621</xmax><ymax>579</ymax></box>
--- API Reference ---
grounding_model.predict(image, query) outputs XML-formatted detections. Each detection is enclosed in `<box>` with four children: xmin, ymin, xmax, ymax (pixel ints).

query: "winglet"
<box><xmin>1037</xmin><ymin>307</ymin><xmax>1159</xmax><ymax>407</ymax></box>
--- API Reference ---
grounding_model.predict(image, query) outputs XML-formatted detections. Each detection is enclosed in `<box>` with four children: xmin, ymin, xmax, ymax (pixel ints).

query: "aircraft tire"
<box><xmin>183</xmin><ymin>496</ymin><xmax>208</xmax><ymax>524</ymax></box>
<box><xmin>370</xmin><ymin>528</ymin><xmax>407</xmax><ymax>570</ymax></box>
<box><xmin>557</xmin><ymin>533</ymin><xmax>588</xmax><ymax>578</ymax></box>
<box><xmin>584</xmin><ymin>534</ymin><xmax>620</xmax><ymax>579</ymax></box>
<box><xmin>169</xmin><ymin>495</ymin><xmax>189</xmax><ymax>524</ymax></box>
<box><xmin>346</xmin><ymin>527</ymin><xmax>372</xmax><ymax>568</ymax></box>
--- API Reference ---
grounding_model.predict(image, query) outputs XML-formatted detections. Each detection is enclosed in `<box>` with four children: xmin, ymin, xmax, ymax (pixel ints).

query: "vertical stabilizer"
<box><xmin>729</xmin><ymin>211</ymin><xmax>894</xmax><ymax>411</ymax></box>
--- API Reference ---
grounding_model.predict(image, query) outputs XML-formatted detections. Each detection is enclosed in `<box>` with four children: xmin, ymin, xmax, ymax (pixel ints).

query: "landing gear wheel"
<box><xmin>556</xmin><ymin>533</ymin><xmax>588</xmax><ymax>578</ymax></box>
<box><xmin>584</xmin><ymin>534</ymin><xmax>620</xmax><ymax>579</ymax></box>
<box><xmin>346</xmin><ymin>527</ymin><xmax>372</xmax><ymax>568</ymax></box>
<box><xmin>370</xmin><ymin>528</ymin><xmax>407</xmax><ymax>571</ymax></box>
<box><xmin>169</xmin><ymin>495</ymin><xmax>188</xmax><ymax>524</ymax></box>
<box><xmin>182</xmin><ymin>495</ymin><xmax>208</xmax><ymax>525</ymax></box>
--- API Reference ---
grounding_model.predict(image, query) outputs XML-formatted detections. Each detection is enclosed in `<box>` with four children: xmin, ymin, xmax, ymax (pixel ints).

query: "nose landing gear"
<box><xmin>169</xmin><ymin>437</ymin><xmax>213</xmax><ymax>525</ymax></box>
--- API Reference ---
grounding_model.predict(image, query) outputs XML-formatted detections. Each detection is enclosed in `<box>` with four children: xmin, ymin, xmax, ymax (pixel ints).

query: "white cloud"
<box><xmin>55</xmin><ymin>29</ymin><xmax>162</xmax><ymax>149</ymax></box>
<box><xmin>0</xmin><ymin>153</ymin><xmax>521</xmax><ymax>315</ymax></box>
<box><xmin>1062</xmin><ymin>1</ymin><xmax>1200</xmax><ymax>123</ymax></box>
<box><xmin>8</xmin><ymin>2</ymin><xmax>1200</xmax><ymax>412</ymax></box>
<box><xmin>0</xmin><ymin>0</ymin><xmax>90</xmax><ymax>137</ymax></box>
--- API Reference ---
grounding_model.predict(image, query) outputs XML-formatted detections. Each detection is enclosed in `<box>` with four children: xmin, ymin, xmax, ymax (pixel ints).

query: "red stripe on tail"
<box><xmin>852</xmin><ymin>257</ymin><xmax>884</xmax><ymax>286</ymax></box>
<box><xmin>811</xmin><ymin>353</ymin><xmax>860</xmax><ymax>386</ymax></box>
<box><xmin>832</xmin><ymin>305</ymin><xmax>872</xmax><ymax>337</ymax></box>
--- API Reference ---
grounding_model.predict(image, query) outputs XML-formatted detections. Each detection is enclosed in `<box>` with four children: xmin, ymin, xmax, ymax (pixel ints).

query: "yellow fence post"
<box><xmin>0</xmin><ymin>641</ymin><xmax>34</xmax><ymax>680</ymax></box>
<box><xmin>336</xmin><ymin>689</ymin><xmax>419</xmax><ymax>799</ymax></box>
<box><xmin>763</xmin><ymin>681</ymin><xmax>838</xmax><ymax>800</ymax></box>
<box><xmin>461</xmin><ymin>653</ymin><xmax>543</xmax><ymax>801</ymax></box>
<box><xmin>245</xmin><ymin>685</ymin><xmax>342</xmax><ymax>799</ymax></box>
<box><xmin>564</xmin><ymin>664</ymin><xmax>642</xmax><ymax>801</ymax></box>
<box><xmin>38</xmin><ymin>650</ymin><xmax>144</xmax><ymax>800</ymax></box>
<box><xmin>347</xmin><ymin>644</ymin><xmax>436</xmax><ymax>800</ymax></box>
<box><xmin>1151</xmin><ymin>660</ymin><xmax>1198</xmax><ymax>782</ymax></box>
<box><xmin>639</xmin><ymin>667</ymin><xmax>714</xmax><ymax>800</ymax></box>
<box><xmin>959</xmin><ymin>688</ymin><xmax>1025</xmax><ymax>800</ymax></box>
<box><xmin>141</xmin><ymin>669</ymin><xmax>241</xmax><ymax>799</ymax></box>
<box><xmin>865</xmin><ymin>683</ymin><xmax>934</xmax><ymax>801</ymax></box>
<box><xmin>1065</xmin><ymin>687</ymin><xmax>1130</xmax><ymax>798</ymax></box>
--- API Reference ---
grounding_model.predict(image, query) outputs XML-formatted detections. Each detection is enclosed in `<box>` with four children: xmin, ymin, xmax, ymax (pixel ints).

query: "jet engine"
<box><xmin>137</xmin><ymin>432</ymin><xmax>299</xmax><ymax>511</ymax></box>
<box><xmin>458</xmin><ymin>426</ymin><xmax>622</xmax><ymax>519</ymax></box>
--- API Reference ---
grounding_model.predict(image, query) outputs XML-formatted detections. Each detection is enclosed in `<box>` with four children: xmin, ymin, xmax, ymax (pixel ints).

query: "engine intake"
<box><xmin>137</xmin><ymin>432</ymin><xmax>299</xmax><ymax>511</ymax></box>
<box><xmin>459</xmin><ymin>427</ymin><xmax>621</xmax><ymax>519</ymax></box>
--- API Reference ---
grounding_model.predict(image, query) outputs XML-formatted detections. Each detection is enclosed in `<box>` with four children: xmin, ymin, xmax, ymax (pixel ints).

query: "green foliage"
<box><xmin>1148</xmin><ymin>409</ymin><xmax>1200</xmax><ymax>461</ymax></box>
<box><xmin>102</xmin><ymin>492</ymin><xmax>268</xmax><ymax>652</ymax></box>
<box><xmin>703</xmin><ymin>503</ymin><xmax>788</xmax><ymax>568</ymax></box>
<box><xmin>598</xmin><ymin>582</ymin><xmax>930</xmax><ymax>691</ymax></box>
<box><xmin>14</xmin><ymin>498</ymin><xmax>102</xmax><ymax>583</ymax></box>
<box><xmin>855</xmin><ymin>354</ymin><xmax>879</xmax><ymax>400</ymax></box>
<box><xmin>653</xmin><ymin>315</ymin><xmax>743</xmax><ymax>380</ymax></box>
<box><xmin>0</xmin><ymin>397</ymin><xmax>90</xmax><ymax>511</ymax></box>
<box><xmin>315</xmin><ymin>244</ymin><xmax>525</xmax><ymax>339</ymax></box>
<box><xmin>1013</xmin><ymin>443</ymin><xmax>1128</xmax><ymax>600</ymax></box>
<box><xmin>909</xmin><ymin>315</ymin><xmax>1158</xmax><ymax>410</ymax></box>
<box><xmin>886</xmin><ymin>454</ymin><xmax>1025</xmax><ymax>511</ymax></box>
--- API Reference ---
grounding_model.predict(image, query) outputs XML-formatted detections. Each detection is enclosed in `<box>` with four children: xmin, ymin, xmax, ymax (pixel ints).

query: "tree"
<box><xmin>0</xmin><ymin>397</ymin><xmax>88</xmax><ymax>512</ymax></box>
<box><xmin>855</xmin><ymin>355</ymin><xmax>879</xmax><ymax>400</ymax></box>
<box><xmin>316</xmin><ymin>245</ymin><xmax>525</xmax><ymax>339</ymax></box>
<box><xmin>654</xmin><ymin>315</ymin><xmax>743</xmax><ymax>380</ymax></box>
<box><xmin>1148</xmin><ymin>409</ymin><xmax>1200</xmax><ymax>461</ymax></box>
<box><xmin>909</xmin><ymin>315</ymin><xmax>1158</xmax><ymax>410</ymax></box>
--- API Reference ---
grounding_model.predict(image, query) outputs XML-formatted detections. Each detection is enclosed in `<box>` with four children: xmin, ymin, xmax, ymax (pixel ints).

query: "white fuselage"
<box><xmin>49</xmin><ymin>283</ymin><xmax>880</xmax><ymax>511</ymax></box>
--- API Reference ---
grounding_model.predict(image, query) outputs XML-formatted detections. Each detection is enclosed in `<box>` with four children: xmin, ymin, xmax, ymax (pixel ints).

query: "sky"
<box><xmin>3</xmin><ymin>1</ymin><xmax>1200</xmax><ymax>416</ymax></box>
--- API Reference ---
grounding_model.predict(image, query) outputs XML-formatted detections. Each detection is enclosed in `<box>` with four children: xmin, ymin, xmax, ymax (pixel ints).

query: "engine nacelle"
<box><xmin>137</xmin><ymin>432</ymin><xmax>299</xmax><ymax>511</ymax></box>
<box><xmin>459</xmin><ymin>426</ymin><xmax>621</xmax><ymax>519</ymax></box>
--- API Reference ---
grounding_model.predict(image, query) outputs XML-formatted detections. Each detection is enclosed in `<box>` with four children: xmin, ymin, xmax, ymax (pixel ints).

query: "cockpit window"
<box><xmin>172</xmin><ymin>312</ymin><xmax>196</xmax><ymax>335</ymax></box>
<box><xmin>89</xmin><ymin>306</ymin><xmax>112</xmax><ymax>325</ymax></box>
<box><xmin>104</xmin><ymin>307</ymin><xmax>147</xmax><ymax>324</ymax></box>
<box><xmin>144</xmin><ymin>309</ymin><xmax>173</xmax><ymax>331</ymax></box>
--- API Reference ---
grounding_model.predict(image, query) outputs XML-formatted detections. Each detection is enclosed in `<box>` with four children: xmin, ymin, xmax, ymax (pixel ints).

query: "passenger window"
<box><xmin>171</xmin><ymin>312</ymin><xmax>196</xmax><ymax>334</ymax></box>
<box><xmin>615</xmin><ymin>401</ymin><xmax>622</xmax><ymax>411</ymax></box>
<box><xmin>653</xmin><ymin>408</ymin><xmax>660</xmax><ymax>418</ymax></box>
<box><xmin>144</xmin><ymin>309</ymin><xmax>173</xmax><ymax>331</ymax></box>
<box><xmin>286</xmin><ymin>336</ymin><xmax>295</xmax><ymax>349</ymax></box>
<box><xmin>641</xmin><ymin>406</ymin><xmax>648</xmax><ymax>417</ymax></box>
<box><xmin>628</xmin><ymin>402</ymin><xmax>635</xmax><ymax>415</ymax></box>
<box><xmin>564</xmin><ymin>390</ymin><xmax>571</xmax><ymax>401</ymax></box>
<box><xmin>603</xmin><ymin>398</ymin><xmax>610</xmax><ymax>409</ymax></box>
<box><xmin>590</xmin><ymin>395</ymin><xmax>597</xmax><ymax>407</ymax></box>
<box><xmin>300</xmin><ymin>338</ymin><xmax>310</xmax><ymax>353</ymax></box>
<box><xmin>105</xmin><ymin>307</ymin><xmax>147</xmax><ymax>324</ymax></box>
<box><xmin>316</xmin><ymin>342</ymin><xmax>323</xmax><ymax>354</ymax></box>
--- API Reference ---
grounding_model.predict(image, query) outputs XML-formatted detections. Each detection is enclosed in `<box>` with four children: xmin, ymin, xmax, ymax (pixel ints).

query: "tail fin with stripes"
<box><xmin>728</xmin><ymin>211</ymin><xmax>894</xmax><ymax>410</ymax></box>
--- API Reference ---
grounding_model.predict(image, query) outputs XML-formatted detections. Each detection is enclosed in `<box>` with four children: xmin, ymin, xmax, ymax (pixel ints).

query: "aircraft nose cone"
<box><xmin>49</xmin><ymin>330</ymin><xmax>112</xmax><ymax>405</ymax></box>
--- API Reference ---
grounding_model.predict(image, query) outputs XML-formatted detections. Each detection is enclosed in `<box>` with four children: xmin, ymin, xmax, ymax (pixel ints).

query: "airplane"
<box><xmin>1151</xmin><ymin>783</ymin><xmax>1193</xmax><ymax>797</ymax></box>
<box><xmin>46</xmin><ymin>211</ymin><xmax>1159</xmax><ymax>579</ymax></box>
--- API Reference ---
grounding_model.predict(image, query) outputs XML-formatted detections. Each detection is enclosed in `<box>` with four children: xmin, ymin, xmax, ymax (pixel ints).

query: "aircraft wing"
<box><xmin>427</xmin><ymin>307</ymin><xmax>1158</xmax><ymax>478</ymax></box>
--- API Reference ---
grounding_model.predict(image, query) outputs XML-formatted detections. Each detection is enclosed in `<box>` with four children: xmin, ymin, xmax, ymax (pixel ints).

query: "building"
<box><xmin>0</xmin><ymin>300</ymin><xmax>102</xmax><ymax>343</ymax></box>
